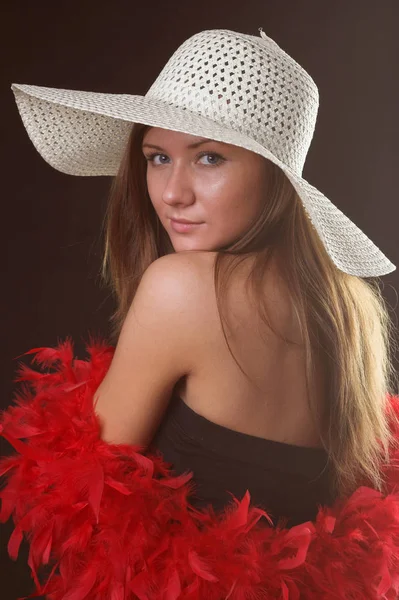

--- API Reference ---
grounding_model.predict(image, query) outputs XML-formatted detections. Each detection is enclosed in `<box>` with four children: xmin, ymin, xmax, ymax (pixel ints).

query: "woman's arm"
<box><xmin>92</xmin><ymin>253</ymin><xmax>201</xmax><ymax>447</ymax></box>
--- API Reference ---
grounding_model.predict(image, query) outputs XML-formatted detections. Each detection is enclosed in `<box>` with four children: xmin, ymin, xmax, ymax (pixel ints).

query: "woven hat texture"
<box><xmin>11</xmin><ymin>27</ymin><xmax>395</xmax><ymax>277</ymax></box>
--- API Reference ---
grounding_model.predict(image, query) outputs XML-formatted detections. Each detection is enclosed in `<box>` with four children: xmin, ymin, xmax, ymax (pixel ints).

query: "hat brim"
<box><xmin>12</xmin><ymin>83</ymin><xmax>396</xmax><ymax>277</ymax></box>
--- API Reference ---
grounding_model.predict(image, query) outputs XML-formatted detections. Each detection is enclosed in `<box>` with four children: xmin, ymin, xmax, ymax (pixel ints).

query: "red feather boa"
<box><xmin>1</xmin><ymin>336</ymin><xmax>399</xmax><ymax>599</ymax></box>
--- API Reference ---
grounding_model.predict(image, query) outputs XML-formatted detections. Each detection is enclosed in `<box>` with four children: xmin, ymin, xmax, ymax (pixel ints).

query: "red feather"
<box><xmin>1</xmin><ymin>337</ymin><xmax>399</xmax><ymax>599</ymax></box>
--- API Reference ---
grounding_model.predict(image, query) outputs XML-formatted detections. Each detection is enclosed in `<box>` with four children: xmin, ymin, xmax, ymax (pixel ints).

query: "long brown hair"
<box><xmin>100</xmin><ymin>122</ymin><xmax>399</xmax><ymax>499</ymax></box>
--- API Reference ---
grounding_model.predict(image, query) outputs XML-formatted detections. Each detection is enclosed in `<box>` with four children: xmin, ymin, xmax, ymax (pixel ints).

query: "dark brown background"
<box><xmin>1</xmin><ymin>1</ymin><xmax>398</xmax><ymax>597</ymax></box>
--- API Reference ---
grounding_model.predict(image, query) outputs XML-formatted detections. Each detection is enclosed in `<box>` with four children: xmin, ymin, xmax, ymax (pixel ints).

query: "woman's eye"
<box><xmin>199</xmin><ymin>152</ymin><xmax>224</xmax><ymax>166</ymax></box>
<box><xmin>145</xmin><ymin>153</ymin><xmax>168</xmax><ymax>165</ymax></box>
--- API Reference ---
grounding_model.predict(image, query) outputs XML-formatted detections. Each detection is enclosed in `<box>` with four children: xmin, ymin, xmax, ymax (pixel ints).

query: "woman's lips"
<box><xmin>170</xmin><ymin>219</ymin><xmax>203</xmax><ymax>233</ymax></box>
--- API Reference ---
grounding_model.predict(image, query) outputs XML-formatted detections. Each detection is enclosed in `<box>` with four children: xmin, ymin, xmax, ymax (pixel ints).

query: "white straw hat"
<box><xmin>11</xmin><ymin>27</ymin><xmax>395</xmax><ymax>277</ymax></box>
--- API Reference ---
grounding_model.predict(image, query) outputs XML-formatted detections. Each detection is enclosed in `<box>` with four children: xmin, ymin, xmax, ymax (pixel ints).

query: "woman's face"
<box><xmin>142</xmin><ymin>127</ymin><xmax>269</xmax><ymax>252</ymax></box>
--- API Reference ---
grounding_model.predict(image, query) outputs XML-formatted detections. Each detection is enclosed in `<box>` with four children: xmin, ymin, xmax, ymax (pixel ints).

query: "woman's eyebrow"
<box><xmin>142</xmin><ymin>138</ymin><xmax>218</xmax><ymax>151</ymax></box>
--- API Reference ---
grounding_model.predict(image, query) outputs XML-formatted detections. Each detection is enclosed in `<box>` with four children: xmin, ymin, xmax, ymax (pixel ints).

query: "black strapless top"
<box><xmin>149</xmin><ymin>393</ymin><xmax>335</xmax><ymax>528</ymax></box>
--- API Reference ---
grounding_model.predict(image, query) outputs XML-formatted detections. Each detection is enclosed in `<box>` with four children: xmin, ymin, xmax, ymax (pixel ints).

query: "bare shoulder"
<box><xmin>92</xmin><ymin>252</ymin><xmax>215</xmax><ymax>447</ymax></box>
<box><xmin>148</xmin><ymin>250</ymin><xmax>216</xmax><ymax>275</ymax></box>
<box><xmin>142</xmin><ymin>251</ymin><xmax>217</xmax><ymax>304</ymax></box>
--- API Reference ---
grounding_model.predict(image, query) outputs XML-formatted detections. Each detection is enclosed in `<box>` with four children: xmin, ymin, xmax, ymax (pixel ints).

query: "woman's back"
<box><xmin>170</xmin><ymin>250</ymin><xmax>327</xmax><ymax>450</ymax></box>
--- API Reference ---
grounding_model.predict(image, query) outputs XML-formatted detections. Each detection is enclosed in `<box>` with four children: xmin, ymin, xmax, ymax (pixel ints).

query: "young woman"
<box><xmin>1</xmin><ymin>27</ymin><xmax>399</xmax><ymax>599</ymax></box>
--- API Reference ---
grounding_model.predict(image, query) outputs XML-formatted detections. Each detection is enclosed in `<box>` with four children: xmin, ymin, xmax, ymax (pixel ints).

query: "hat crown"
<box><xmin>145</xmin><ymin>29</ymin><xmax>319</xmax><ymax>175</ymax></box>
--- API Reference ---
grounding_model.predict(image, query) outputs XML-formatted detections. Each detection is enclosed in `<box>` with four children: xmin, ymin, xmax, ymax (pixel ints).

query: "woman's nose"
<box><xmin>162</xmin><ymin>165</ymin><xmax>195</xmax><ymax>206</ymax></box>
